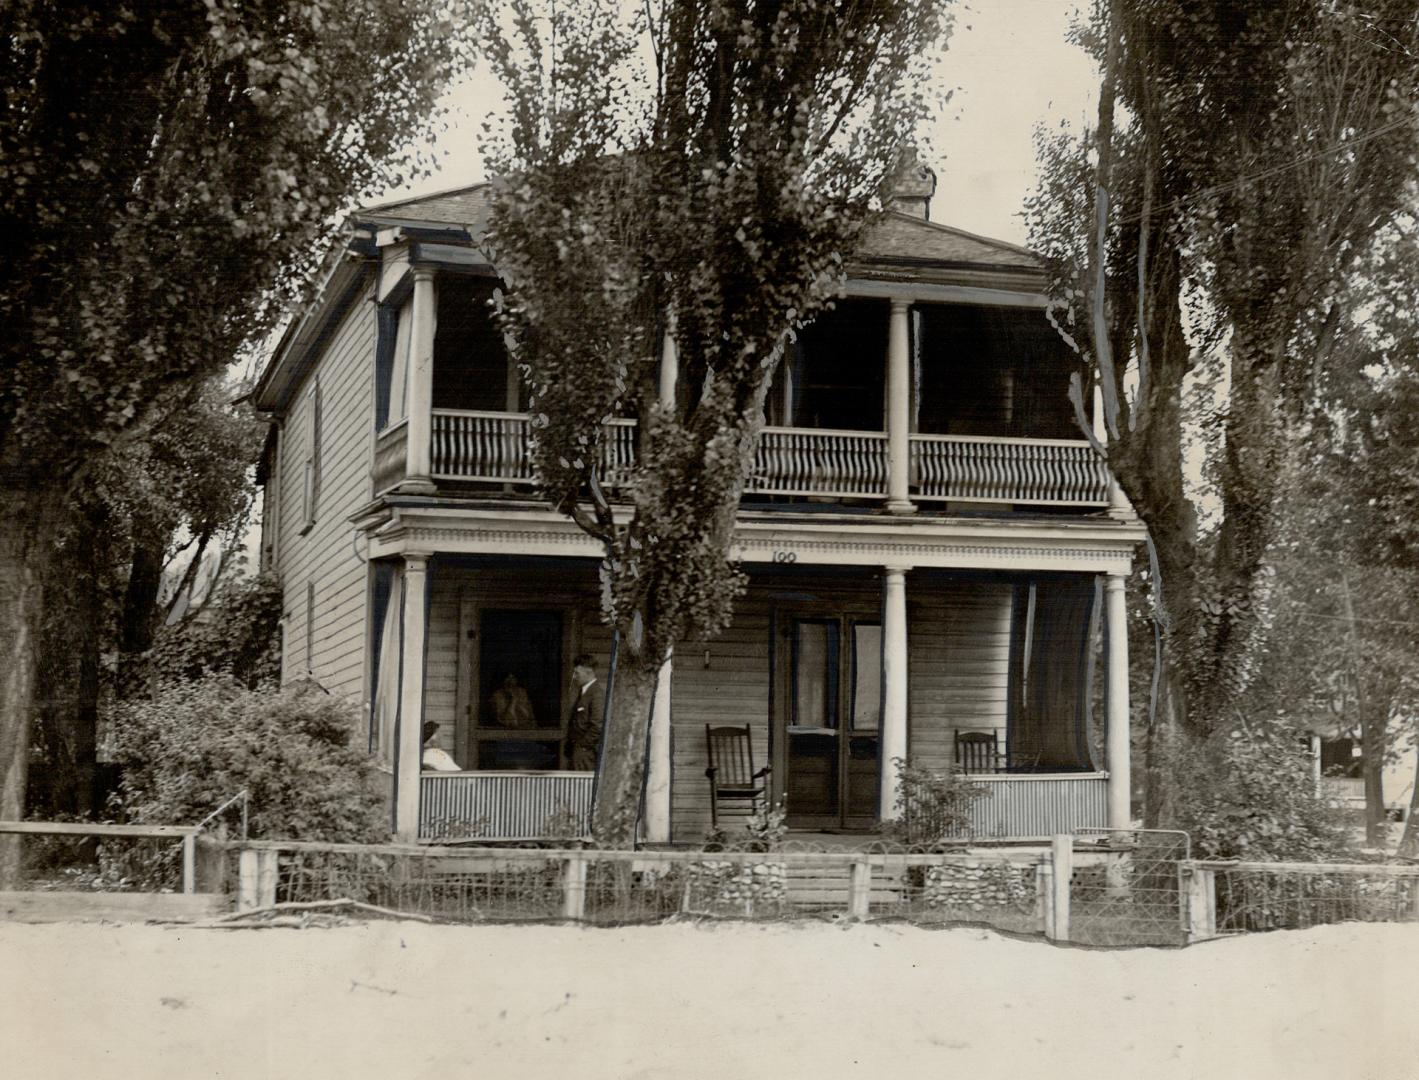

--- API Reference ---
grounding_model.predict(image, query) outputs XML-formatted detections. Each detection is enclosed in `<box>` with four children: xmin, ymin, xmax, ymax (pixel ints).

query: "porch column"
<box><xmin>659</xmin><ymin>311</ymin><xmax>678</xmax><ymax>408</ymax></box>
<box><xmin>1104</xmin><ymin>573</ymin><xmax>1131</xmax><ymax>832</ymax></box>
<box><xmin>642</xmin><ymin>650</ymin><xmax>674</xmax><ymax>844</ymax></box>
<box><xmin>886</xmin><ymin>299</ymin><xmax>915</xmax><ymax>514</ymax></box>
<box><xmin>879</xmin><ymin>565</ymin><xmax>910</xmax><ymax>821</ymax></box>
<box><xmin>394</xmin><ymin>552</ymin><xmax>431</xmax><ymax>842</ymax></box>
<box><xmin>402</xmin><ymin>267</ymin><xmax>437</xmax><ymax>493</ymax></box>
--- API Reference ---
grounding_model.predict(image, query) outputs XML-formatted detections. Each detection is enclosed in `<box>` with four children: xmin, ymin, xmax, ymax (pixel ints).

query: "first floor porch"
<box><xmin>366</xmin><ymin>550</ymin><xmax>1135</xmax><ymax>845</ymax></box>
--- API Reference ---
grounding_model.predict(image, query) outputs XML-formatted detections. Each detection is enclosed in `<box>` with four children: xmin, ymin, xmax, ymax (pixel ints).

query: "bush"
<box><xmin>1166</xmin><ymin>728</ymin><xmax>1352</xmax><ymax>861</ymax></box>
<box><xmin>109</xmin><ymin>675</ymin><xmax>386</xmax><ymax>842</ymax></box>
<box><xmin>145</xmin><ymin>573</ymin><xmax>284</xmax><ymax>690</ymax></box>
<box><xmin>884</xmin><ymin>759</ymin><xmax>989</xmax><ymax>848</ymax></box>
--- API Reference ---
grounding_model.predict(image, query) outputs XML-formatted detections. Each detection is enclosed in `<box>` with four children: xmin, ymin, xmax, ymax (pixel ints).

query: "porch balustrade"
<box><xmin>415</xmin><ymin>770</ymin><xmax>1105</xmax><ymax>842</ymax></box>
<box><xmin>911</xmin><ymin>434</ymin><xmax>1110</xmax><ymax>506</ymax></box>
<box><xmin>406</xmin><ymin>408</ymin><xmax>1107</xmax><ymax>507</ymax></box>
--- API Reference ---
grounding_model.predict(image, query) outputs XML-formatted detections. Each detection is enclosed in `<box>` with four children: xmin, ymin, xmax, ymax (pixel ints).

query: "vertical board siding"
<box><xmin>272</xmin><ymin>283</ymin><xmax>376</xmax><ymax>710</ymax></box>
<box><xmin>908</xmin><ymin>584</ymin><xmax>1013</xmax><ymax>772</ymax></box>
<box><xmin>966</xmin><ymin>775</ymin><xmax>1107</xmax><ymax>838</ymax></box>
<box><xmin>420</xmin><ymin>773</ymin><xmax>594</xmax><ymax>840</ymax></box>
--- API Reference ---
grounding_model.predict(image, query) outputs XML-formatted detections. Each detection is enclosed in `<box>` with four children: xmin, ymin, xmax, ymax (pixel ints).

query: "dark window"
<box><xmin>777</xmin><ymin>299</ymin><xmax>887</xmax><ymax>430</ymax></box>
<box><xmin>432</xmin><ymin>278</ymin><xmax>516</xmax><ymax>413</ymax></box>
<box><xmin>1320</xmin><ymin>737</ymin><xmax>1362</xmax><ymax>779</ymax></box>
<box><xmin>916</xmin><ymin>305</ymin><xmax>1083</xmax><ymax>439</ymax></box>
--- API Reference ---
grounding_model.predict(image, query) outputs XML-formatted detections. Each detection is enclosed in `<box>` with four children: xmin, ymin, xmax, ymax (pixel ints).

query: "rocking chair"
<box><xmin>705</xmin><ymin>725</ymin><xmax>772</xmax><ymax>827</ymax></box>
<box><xmin>954</xmin><ymin>730</ymin><xmax>1003</xmax><ymax>774</ymax></box>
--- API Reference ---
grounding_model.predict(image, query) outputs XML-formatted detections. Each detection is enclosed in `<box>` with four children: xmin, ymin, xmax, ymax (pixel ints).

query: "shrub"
<box><xmin>145</xmin><ymin>573</ymin><xmax>284</xmax><ymax>690</ymax></box>
<box><xmin>884</xmin><ymin>759</ymin><xmax>989</xmax><ymax>848</ymax></box>
<box><xmin>109</xmin><ymin>675</ymin><xmax>386</xmax><ymax>842</ymax></box>
<box><xmin>1165</xmin><ymin>728</ymin><xmax>1352</xmax><ymax>861</ymax></box>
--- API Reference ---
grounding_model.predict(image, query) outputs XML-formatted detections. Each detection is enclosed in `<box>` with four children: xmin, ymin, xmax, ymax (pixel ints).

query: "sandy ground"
<box><xmin>2</xmin><ymin>919</ymin><xmax>1416</xmax><ymax>1080</ymax></box>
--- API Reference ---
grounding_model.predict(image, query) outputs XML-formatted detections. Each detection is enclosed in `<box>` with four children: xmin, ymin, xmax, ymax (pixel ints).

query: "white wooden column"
<box><xmin>659</xmin><ymin>312</ymin><xmax>678</xmax><ymax>408</ymax></box>
<box><xmin>403</xmin><ymin>267</ymin><xmax>437</xmax><ymax>493</ymax></box>
<box><xmin>879</xmin><ymin>565</ymin><xmax>910</xmax><ymax>821</ymax></box>
<box><xmin>642</xmin><ymin>650</ymin><xmax>674</xmax><ymax>844</ymax></box>
<box><xmin>1104</xmin><ymin>573</ymin><xmax>1131</xmax><ymax>832</ymax></box>
<box><xmin>886</xmin><ymin>299</ymin><xmax>915</xmax><ymax>514</ymax></box>
<box><xmin>394</xmin><ymin>552</ymin><xmax>430</xmax><ymax>842</ymax></box>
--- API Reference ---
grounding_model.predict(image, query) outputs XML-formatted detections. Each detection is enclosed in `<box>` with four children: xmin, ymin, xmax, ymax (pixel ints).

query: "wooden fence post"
<box><xmin>1183</xmin><ymin>863</ymin><xmax>1217</xmax><ymax>942</ymax></box>
<box><xmin>256</xmin><ymin>849</ymin><xmax>279</xmax><ymax>908</ymax></box>
<box><xmin>237</xmin><ymin>849</ymin><xmax>259</xmax><ymax>912</ymax></box>
<box><xmin>1035</xmin><ymin>860</ymin><xmax>1053</xmax><ymax>936</ymax></box>
<box><xmin>562</xmin><ymin>853</ymin><xmax>587</xmax><ymax>921</ymax></box>
<box><xmin>848</xmin><ymin>857</ymin><xmax>871</xmax><ymax>920</ymax></box>
<box><xmin>1049</xmin><ymin>834</ymin><xmax>1072</xmax><ymax>942</ymax></box>
<box><xmin>181</xmin><ymin>834</ymin><xmax>197</xmax><ymax>895</ymax></box>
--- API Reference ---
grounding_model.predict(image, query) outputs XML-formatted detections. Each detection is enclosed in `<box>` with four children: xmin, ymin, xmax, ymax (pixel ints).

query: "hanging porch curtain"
<box><xmin>370</xmin><ymin>563</ymin><xmax>404</xmax><ymax>766</ymax></box>
<box><xmin>386</xmin><ymin>294</ymin><xmax>414</xmax><ymax>427</ymax></box>
<box><xmin>1009</xmin><ymin>575</ymin><xmax>1100</xmax><ymax>770</ymax></box>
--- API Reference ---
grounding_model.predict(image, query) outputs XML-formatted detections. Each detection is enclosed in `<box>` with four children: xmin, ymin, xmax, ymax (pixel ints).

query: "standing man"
<box><xmin>564</xmin><ymin>654</ymin><xmax>604</xmax><ymax>771</ymax></box>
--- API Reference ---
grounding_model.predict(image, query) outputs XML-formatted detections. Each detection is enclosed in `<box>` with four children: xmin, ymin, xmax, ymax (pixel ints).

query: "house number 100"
<box><xmin>773</xmin><ymin>550</ymin><xmax>797</xmax><ymax>563</ymax></box>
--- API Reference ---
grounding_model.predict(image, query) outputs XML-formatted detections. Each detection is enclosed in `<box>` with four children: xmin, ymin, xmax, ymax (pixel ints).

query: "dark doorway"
<box><xmin>476</xmin><ymin>609</ymin><xmax>563</xmax><ymax>769</ymax></box>
<box><xmin>780</xmin><ymin>616</ymin><xmax>881</xmax><ymax>829</ymax></box>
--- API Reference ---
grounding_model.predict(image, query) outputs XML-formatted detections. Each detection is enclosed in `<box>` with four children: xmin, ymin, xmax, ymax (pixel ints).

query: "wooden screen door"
<box><xmin>781</xmin><ymin>616</ymin><xmax>882</xmax><ymax>830</ymax></box>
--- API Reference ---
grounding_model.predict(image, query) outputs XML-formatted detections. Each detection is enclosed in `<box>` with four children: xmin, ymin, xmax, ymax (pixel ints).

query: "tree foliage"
<box><xmin>479</xmin><ymin>0</ymin><xmax>953</xmax><ymax>842</ymax></box>
<box><xmin>0</xmin><ymin>0</ymin><xmax>476</xmax><ymax>862</ymax></box>
<box><xmin>1026</xmin><ymin>1</ymin><xmax>1419</xmax><ymax>826</ymax></box>
<box><xmin>111</xmin><ymin>676</ymin><xmax>386</xmax><ymax>842</ymax></box>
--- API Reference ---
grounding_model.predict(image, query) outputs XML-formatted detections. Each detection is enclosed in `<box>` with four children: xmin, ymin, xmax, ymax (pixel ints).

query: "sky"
<box><xmin>375</xmin><ymin>0</ymin><xmax>1100</xmax><ymax>247</ymax></box>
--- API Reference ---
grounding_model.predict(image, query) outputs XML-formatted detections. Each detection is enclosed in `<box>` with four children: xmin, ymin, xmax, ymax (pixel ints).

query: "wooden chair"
<box><xmin>954</xmin><ymin>730</ymin><xmax>1003</xmax><ymax>774</ymax></box>
<box><xmin>705</xmin><ymin>725</ymin><xmax>771</xmax><ymax>827</ymax></box>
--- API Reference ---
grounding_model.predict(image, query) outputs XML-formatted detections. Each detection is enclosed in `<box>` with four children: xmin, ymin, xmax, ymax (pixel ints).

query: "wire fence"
<box><xmin>1209</xmin><ymin>861</ymin><xmax>1419</xmax><ymax>934</ymax></box>
<box><xmin>232</xmin><ymin>841</ymin><xmax>1056</xmax><ymax>931</ymax></box>
<box><xmin>14</xmin><ymin>830</ymin><xmax>189</xmax><ymax>894</ymax></box>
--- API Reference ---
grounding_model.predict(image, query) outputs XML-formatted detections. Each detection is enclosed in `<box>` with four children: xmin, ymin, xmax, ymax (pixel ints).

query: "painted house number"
<box><xmin>772</xmin><ymin>550</ymin><xmax>797</xmax><ymax>563</ymax></box>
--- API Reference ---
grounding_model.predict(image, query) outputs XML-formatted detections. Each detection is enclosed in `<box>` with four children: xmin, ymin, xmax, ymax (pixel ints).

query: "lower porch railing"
<box><xmin>420</xmin><ymin>771</ymin><xmax>594</xmax><ymax>841</ymax></box>
<box><xmin>410</xmin><ymin>410</ymin><xmax>1107</xmax><ymax>507</ymax></box>
<box><xmin>418</xmin><ymin>770</ymin><xmax>1105</xmax><ymax>842</ymax></box>
<box><xmin>962</xmin><ymin>773</ymin><xmax>1108</xmax><ymax>839</ymax></box>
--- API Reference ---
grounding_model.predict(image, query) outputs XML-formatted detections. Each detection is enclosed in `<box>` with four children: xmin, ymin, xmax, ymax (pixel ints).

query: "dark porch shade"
<box><xmin>1008</xmin><ymin>576</ymin><xmax>1101</xmax><ymax>771</ymax></box>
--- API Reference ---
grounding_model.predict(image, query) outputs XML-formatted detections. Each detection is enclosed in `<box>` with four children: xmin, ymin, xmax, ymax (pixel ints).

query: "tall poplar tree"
<box><xmin>480</xmin><ymin>0</ymin><xmax>953</xmax><ymax>843</ymax></box>
<box><xmin>0</xmin><ymin>1</ymin><xmax>475</xmax><ymax>879</ymax></box>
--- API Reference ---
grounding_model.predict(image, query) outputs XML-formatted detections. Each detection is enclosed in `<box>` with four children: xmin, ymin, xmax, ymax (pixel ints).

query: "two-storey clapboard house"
<box><xmin>254</xmin><ymin>167</ymin><xmax>1145</xmax><ymax>845</ymax></box>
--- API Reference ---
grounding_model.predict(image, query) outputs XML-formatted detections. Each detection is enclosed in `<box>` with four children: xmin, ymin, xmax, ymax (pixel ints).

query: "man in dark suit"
<box><xmin>564</xmin><ymin>653</ymin><xmax>604</xmax><ymax>771</ymax></box>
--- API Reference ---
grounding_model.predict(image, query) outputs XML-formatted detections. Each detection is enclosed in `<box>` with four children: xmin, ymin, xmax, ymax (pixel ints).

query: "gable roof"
<box><xmin>358</xmin><ymin>182</ymin><xmax>495</xmax><ymax>235</ymax></box>
<box><xmin>353</xmin><ymin>183</ymin><xmax>1041</xmax><ymax>272</ymax></box>
<box><xmin>857</xmin><ymin>212</ymin><xmax>1040</xmax><ymax>270</ymax></box>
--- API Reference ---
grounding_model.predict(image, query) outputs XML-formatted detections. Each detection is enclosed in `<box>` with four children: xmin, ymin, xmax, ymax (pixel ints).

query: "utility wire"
<box><xmin>1112</xmin><ymin>113</ymin><xmax>1416</xmax><ymax>228</ymax></box>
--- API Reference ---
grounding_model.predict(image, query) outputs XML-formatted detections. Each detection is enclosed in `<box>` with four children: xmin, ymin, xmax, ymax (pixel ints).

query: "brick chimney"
<box><xmin>886</xmin><ymin>146</ymin><xmax>936</xmax><ymax>220</ymax></box>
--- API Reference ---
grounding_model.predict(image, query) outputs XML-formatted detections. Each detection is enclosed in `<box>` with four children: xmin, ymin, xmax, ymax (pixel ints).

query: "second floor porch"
<box><xmin>371</xmin><ymin>270</ymin><xmax>1123</xmax><ymax>515</ymax></box>
<box><xmin>374</xmin><ymin>409</ymin><xmax>1111</xmax><ymax>509</ymax></box>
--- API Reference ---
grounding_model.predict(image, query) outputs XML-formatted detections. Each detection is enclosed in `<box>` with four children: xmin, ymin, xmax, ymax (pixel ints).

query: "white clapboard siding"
<box><xmin>908</xmin><ymin>584</ymin><xmax>1013</xmax><ymax>772</ymax></box>
<box><xmin>272</xmin><ymin>284</ymin><xmax>377</xmax><ymax>710</ymax></box>
<box><xmin>669</xmin><ymin>605</ymin><xmax>773</xmax><ymax>843</ymax></box>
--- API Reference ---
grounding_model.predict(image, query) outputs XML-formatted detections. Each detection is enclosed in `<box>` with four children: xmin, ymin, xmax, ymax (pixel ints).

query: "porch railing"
<box><xmin>411</xmin><ymin>410</ymin><xmax>1108</xmax><ymax>507</ymax></box>
<box><xmin>911</xmin><ymin>434</ymin><xmax>1110</xmax><ymax>506</ymax></box>
<box><xmin>962</xmin><ymin>773</ymin><xmax>1108</xmax><ymax>839</ymax></box>
<box><xmin>747</xmin><ymin>426</ymin><xmax>889</xmax><ymax>498</ymax></box>
<box><xmin>420</xmin><ymin>771</ymin><xmax>594</xmax><ymax>841</ymax></box>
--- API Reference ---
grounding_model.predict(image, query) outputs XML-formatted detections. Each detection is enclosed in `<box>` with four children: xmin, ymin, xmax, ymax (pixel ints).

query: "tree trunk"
<box><xmin>590</xmin><ymin>630</ymin><xmax>664</xmax><ymax>847</ymax></box>
<box><xmin>31</xmin><ymin>510</ymin><xmax>101</xmax><ymax>818</ymax></box>
<box><xmin>0</xmin><ymin>506</ymin><xmax>51</xmax><ymax>886</ymax></box>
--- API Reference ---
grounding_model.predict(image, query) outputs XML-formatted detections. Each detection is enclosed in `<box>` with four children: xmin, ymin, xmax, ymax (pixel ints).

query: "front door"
<box><xmin>780</xmin><ymin>616</ymin><xmax>881</xmax><ymax>829</ymax></box>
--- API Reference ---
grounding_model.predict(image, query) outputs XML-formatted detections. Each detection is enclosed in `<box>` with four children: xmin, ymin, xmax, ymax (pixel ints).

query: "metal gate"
<box><xmin>1067</xmin><ymin>828</ymin><xmax>1191</xmax><ymax>946</ymax></box>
